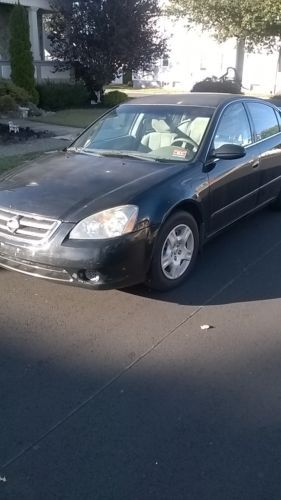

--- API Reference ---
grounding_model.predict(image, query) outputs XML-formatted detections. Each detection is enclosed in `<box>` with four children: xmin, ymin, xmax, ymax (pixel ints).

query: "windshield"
<box><xmin>70</xmin><ymin>104</ymin><xmax>214</xmax><ymax>162</ymax></box>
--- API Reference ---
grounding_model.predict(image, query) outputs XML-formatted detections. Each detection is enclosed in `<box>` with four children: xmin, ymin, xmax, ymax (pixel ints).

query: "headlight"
<box><xmin>69</xmin><ymin>205</ymin><xmax>139</xmax><ymax>240</ymax></box>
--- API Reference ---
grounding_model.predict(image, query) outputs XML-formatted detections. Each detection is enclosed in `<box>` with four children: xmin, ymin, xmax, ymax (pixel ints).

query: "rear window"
<box><xmin>247</xmin><ymin>102</ymin><xmax>280</xmax><ymax>140</ymax></box>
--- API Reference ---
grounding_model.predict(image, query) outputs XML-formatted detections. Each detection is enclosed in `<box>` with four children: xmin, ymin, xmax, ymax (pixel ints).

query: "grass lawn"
<box><xmin>32</xmin><ymin>107</ymin><xmax>108</xmax><ymax>128</ymax></box>
<box><xmin>31</xmin><ymin>88</ymin><xmax>181</xmax><ymax>128</ymax></box>
<box><xmin>0</xmin><ymin>152</ymin><xmax>42</xmax><ymax>173</ymax></box>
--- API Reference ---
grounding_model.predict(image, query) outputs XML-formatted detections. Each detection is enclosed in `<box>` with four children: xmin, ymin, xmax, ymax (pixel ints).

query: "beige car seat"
<box><xmin>177</xmin><ymin>117</ymin><xmax>210</xmax><ymax>145</ymax></box>
<box><xmin>141</xmin><ymin>119</ymin><xmax>177</xmax><ymax>151</ymax></box>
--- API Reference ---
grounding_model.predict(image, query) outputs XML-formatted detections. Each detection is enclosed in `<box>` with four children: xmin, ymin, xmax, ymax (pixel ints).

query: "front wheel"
<box><xmin>147</xmin><ymin>211</ymin><xmax>199</xmax><ymax>291</ymax></box>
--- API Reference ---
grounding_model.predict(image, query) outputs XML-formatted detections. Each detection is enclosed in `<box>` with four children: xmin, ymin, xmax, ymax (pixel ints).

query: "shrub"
<box><xmin>0</xmin><ymin>95</ymin><xmax>17</xmax><ymax>112</ymax></box>
<box><xmin>9</xmin><ymin>4</ymin><xmax>38</xmax><ymax>104</ymax></box>
<box><xmin>37</xmin><ymin>81</ymin><xmax>90</xmax><ymax>110</ymax></box>
<box><xmin>102</xmin><ymin>90</ymin><xmax>128</xmax><ymax>107</ymax></box>
<box><xmin>0</xmin><ymin>79</ymin><xmax>31</xmax><ymax>104</ymax></box>
<box><xmin>191</xmin><ymin>80</ymin><xmax>241</xmax><ymax>94</ymax></box>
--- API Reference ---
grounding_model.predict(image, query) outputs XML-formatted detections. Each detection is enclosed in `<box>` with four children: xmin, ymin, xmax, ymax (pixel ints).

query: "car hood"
<box><xmin>0</xmin><ymin>151</ymin><xmax>182</xmax><ymax>222</ymax></box>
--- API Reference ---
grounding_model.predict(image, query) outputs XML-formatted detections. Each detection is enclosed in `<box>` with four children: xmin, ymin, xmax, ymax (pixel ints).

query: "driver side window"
<box><xmin>214</xmin><ymin>102</ymin><xmax>253</xmax><ymax>150</ymax></box>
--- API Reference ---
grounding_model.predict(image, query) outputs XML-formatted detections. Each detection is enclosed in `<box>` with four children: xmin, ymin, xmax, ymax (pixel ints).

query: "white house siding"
<box><xmin>154</xmin><ymin>18</ymin><xmax>281</xmax><ymax>95</ymax></box>
<box><xmin>243</xmin><ymin>51</ymin><xmax>281</xmax><ymax>94</ymax></box>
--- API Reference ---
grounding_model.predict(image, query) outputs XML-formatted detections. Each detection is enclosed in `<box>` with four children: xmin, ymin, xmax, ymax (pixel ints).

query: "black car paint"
<box><xmin>0</xmin><ymin>225</ymin><xmax>151</xmax><ymax>288</ymax></box>
<box><xmin>0</xmin><ymin>153</ymin><xmax>183</xmax><ymax>222</ymax></box>
<box><xmin>201</xmin><ymin>100</ymin><xmax>281</xmax><ymax>235</ymax></box>
<box><xmin>0</xmin><ymin>95</ymin><xmax>281</xmax><ymax>289</ymax></box>
<box><xmin>0</xmin><ymin>154</ymin><xmax>209</xmax><ymax>288</ymax></box>
<box><xmin>255</xmin><ymin>137</ymin><xmax>281</xmax><ymax>205</ymax></box>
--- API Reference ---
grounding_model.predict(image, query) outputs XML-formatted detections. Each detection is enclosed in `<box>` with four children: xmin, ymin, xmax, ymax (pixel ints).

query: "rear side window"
<box><xmin>247</xmin><ymin>102</ymin><xmax>280</xmax><ymax>140</ymax></box>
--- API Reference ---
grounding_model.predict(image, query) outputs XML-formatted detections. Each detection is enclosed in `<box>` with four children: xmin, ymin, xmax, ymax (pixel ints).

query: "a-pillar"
<box><xmin>28</xmin><ymin>7</ymin><xmax>41</xmax><ymax>61</ymax></box>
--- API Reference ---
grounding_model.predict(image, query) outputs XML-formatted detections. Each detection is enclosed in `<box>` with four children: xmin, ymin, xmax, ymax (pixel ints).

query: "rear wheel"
<box><xmin>147</xmin><ymin>211</ymin><xmax>199</xmax><ymax>291</ymax></box>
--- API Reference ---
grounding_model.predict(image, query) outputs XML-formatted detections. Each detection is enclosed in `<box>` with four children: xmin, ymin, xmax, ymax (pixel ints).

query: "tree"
<box><xmin>168</xmin><ymin>0</ymin><xmax>281</xmax><ymax>80</ymax></box>
<box><xmin>9</xmin><ymin>3</ymin><xmax>38</xmax><ymax>104</ymax></box>
<box><xmin>48</xmin><ymin>0</ymin><xmax>167</xmax><ymax>97</ymax></box>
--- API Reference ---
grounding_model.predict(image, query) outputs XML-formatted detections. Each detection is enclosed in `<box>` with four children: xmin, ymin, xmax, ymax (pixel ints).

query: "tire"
<box><xmin>147</xmin><ymin>211</ymin><xmax>199</xmax><ymax>291</ymax></box>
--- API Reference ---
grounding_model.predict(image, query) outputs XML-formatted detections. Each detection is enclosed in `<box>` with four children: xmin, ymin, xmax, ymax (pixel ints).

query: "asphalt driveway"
<box><xmin>1</xmin><ymin>207</ymin><xmax>281</xmax><ymax>499</ymax></box>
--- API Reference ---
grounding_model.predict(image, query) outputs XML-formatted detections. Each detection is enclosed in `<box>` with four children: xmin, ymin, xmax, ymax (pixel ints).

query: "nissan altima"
<box><xmin>0</xmin><ymin>93</ymin><xmax>281</xmax><ymax>291</ymax></box>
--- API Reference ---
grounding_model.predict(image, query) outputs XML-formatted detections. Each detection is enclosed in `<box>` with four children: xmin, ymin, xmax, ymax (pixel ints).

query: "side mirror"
<box><xmin>212</xmin><ymin>144</ymin><xmax>246</xmax><ymax>160</ymax></box>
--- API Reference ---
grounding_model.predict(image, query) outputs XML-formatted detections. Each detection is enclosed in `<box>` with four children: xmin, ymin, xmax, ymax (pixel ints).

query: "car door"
<box><xmin>245</xmin><ymin>101</ymin><xmax>281</xmax><ymax>205</ymax></box>
<box><xmin>206</xmin><ymin>101</ymin><xmax>260</xmax><ymax>235</ymax></box>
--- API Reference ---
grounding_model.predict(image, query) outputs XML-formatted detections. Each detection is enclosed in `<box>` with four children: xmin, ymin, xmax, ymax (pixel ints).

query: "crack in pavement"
<box><xmin>3</xmin><ymin>236</ymin><xmax>281</xmax><ymax>470</ymax></box>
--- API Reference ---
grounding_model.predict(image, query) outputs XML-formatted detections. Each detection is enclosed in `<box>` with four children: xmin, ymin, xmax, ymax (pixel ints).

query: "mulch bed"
<box><xmin>0</xmin><ymin>123</ymin><xmax>52</xmax><ymax>145</ymax></box>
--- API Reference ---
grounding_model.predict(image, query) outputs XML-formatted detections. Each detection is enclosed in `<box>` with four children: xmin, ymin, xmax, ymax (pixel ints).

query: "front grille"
<box><xmin>0</xmin><ymin>207</ymin><xmax>60</xmax><ymax>245</ymax></box>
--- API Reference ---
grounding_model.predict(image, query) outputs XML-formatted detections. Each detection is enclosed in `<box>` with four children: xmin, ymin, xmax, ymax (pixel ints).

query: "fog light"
<box><xmin>85</xmin><ymin>270</ymin><xmax>100</xmax><ymax>283</ymax></box>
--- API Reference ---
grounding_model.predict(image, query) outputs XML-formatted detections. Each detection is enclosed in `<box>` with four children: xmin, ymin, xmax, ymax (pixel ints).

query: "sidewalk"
<box><xmin>0</xmin><ymin>118</ymin><xmax>83</xmax><ymax>157</ymax></box>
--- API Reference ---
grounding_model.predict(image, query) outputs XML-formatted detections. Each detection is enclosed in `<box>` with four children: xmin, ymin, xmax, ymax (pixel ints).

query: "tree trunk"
<box><xmin>235</xmin><ymin>38</ymin><xmax>245</xmax><ymax>85</ymax></box>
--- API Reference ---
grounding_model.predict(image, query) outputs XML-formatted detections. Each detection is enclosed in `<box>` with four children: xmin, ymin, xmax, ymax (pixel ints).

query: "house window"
<box><xmin>162</xmin><ymin>55</ymin><xmax>169</xmax><ymax>67</ymax></box>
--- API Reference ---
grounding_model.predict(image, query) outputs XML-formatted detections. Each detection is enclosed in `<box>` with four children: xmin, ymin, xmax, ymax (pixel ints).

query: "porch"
<box><xmin>0</xmin><ymin>0</ymin><xmax>71</xmax><ymax>81</ymax></box>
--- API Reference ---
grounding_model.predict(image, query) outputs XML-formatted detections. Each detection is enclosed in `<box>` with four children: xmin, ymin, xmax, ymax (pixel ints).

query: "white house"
<box><xmin>0</xmin><ymin>0</ymin><xmax>70</xmax><ymax>81</ymax></box>
<box><xmin>152</xmin><ymin>18</ymin><xmax>281</xmax><ymax>95</ymax></box>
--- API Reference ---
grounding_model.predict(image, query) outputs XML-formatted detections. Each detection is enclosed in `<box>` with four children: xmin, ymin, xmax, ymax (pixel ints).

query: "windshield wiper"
<box><xmin>99</xmin><ymin>151</ymin><xmax>156</xmax><ymax>162</ymax></box>
<box><xmin>67</xmin><ymin>147</ymin><xmax>102</xmax><ymax>157</ymax></box>
<box><xmin>100</xmin><ymin>151</ymin><xmax>187</xmax><ymax>163</ymax></box>
<box><xmin>68</xmin><ymin>148</ymin><xmax>184</xmax><ymax>163</ymax></box>
<box><xmin>150</xmin><ymin>157</ymin><xmax>183</xmax><ymax>163</ymax></box>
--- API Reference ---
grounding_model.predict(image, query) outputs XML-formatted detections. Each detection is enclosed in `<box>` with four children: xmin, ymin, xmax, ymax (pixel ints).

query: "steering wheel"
<box><xmin>171</xmin><ymin>136</ymin><xmax>198</xmax><ymax>150</ymax></box>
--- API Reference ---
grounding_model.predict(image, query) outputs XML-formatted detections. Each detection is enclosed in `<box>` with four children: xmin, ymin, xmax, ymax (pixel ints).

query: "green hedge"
<box><xmin>192</xmin><ymin>80</ymin><xmax>242</xmax><ymax>94</ymax></box>
<box><xmin>9</xmin><ymin>3</ymin><xmax>38</xmax><ymax>104</ymax></box>
<box><xmin>102</xmin><ymin>90</ymin><xmax>128</xmax><ymax>107</ymax></box>
<box><xmin>0</xmin><ymin>79</ymin><xmax>31</xmax><ymax>104</ymax></box>
<box><xmin>0</xmin><ymin>94</ymin><xmax>17</xmax><ymax>112</ymax></box>
<box><xmin>37</xmin><ymin>81</ymin><xmax>90</xmax><ymax>110</ymax></box>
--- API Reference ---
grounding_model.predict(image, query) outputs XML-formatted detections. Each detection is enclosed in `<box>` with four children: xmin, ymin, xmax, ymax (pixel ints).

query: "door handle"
<box><xmin>252</xmin><ymin>159</ymin><xmax>260</xmax><ymax>168</ymax></box>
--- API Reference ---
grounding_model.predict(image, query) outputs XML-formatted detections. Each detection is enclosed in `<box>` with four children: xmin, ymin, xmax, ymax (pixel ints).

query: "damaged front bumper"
<box><xmin>0</xmin><ymin>222</ymin><xmax>152</xmax><ymax>289</ymax></box>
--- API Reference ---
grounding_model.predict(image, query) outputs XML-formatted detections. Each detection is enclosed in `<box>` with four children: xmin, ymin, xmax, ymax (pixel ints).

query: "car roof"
<box><xmin>125</xmin><ymin>93</ymin><xmax>269</xmax><ymax>108</ymax></box>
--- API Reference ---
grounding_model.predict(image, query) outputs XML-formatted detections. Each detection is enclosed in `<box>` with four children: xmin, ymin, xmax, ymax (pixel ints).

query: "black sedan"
<box><xmin>0</xmin><ymin>93</ymin><xmax>281</xmax><ymax>291</ymax></box>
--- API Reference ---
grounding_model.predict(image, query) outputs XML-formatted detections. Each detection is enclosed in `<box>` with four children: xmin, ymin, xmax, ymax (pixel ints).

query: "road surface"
<box><xmin>1</xmin><ymin>207</ymin><xmax>281</xmax><ymax>499</ymax></box>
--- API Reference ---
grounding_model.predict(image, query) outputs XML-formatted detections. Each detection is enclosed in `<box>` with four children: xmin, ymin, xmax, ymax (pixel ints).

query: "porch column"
<box><xmin>28</xmin><ymin>7</ymin><xmax>41</xmax><ymax>61</ymax></box>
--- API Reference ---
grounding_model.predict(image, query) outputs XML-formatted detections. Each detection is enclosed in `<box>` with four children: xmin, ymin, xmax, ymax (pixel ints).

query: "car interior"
<box><xmin>140</xmin><ymin>119</ymin><xmax>178</xmax><ymax>150</ymax></box>
<box><xmin>76</xmin><ymin>106</ymin><xmax>213</xmax><ymax>161</ymax></box>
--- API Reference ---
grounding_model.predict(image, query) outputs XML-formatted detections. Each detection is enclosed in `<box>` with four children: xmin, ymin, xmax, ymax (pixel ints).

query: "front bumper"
<box><xmin>0</xmin><ymin>223</ymin><xmax>153</xmax><ymax>289</ymax></box>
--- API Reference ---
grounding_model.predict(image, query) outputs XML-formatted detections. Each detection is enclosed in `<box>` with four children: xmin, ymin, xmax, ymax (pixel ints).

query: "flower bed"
<box><xmin>0</xmin><ymin>123</ymin><xmax>51</xmax><ymax>145</ymax></box>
